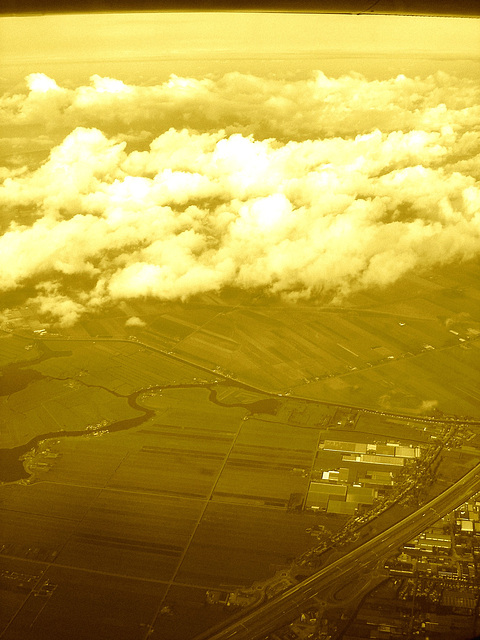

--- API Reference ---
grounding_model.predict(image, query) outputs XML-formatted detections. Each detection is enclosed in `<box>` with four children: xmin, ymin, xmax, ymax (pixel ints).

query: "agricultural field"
<box><xmin>175</xmin><ymin>502</ymin><xmax>342</xmax><ymax>588</ymax></box>
<box><xmin>1</xmin><ymin>348</ymin><xmax>343</xmax><ymax>624</ymax></box>
<box><xmin>152</xmin><ymin>584</ymin><xmax>234</xmax><ymax>640</ymax></box>
<box><xmin>0</xmin><ymin>556</ymin><xmax>47</xmax><ymax>632</ymax></box>
<box><xmin>55</xmin><ymin>490</ymin><xmax>203</xmax><ymax>581</ymax></box>
<box><xmin>13</xmin><ymin>261</ymin><xmax>477</xmax><ymax>418</ymax></box>
<box><xmin>1</xmin><ymin>380</ymin><xmax>140</xmax><ymax>448</ymax></box>
<box><xmin>29</xmin><ymin>339</ymin><xmax>210</xmax><ymax>394</ymax></box>
<box><xmin>0</xmin><ymin>562</ymin><xmax>168</xmax><ymax>640</ymax></box>
<box><xmin>0</xmin><ymin>334</ymin><xmax>41</xmax><ymax>367</ymax></box>
<box><xmin>0</xmin><ymin>334</ymin><xmax>375</xmax><ymax>640</ymax></box>
<box><xmin>0</xmin><ymin>499</ymin><xmax>77</xmax><ymax>564</ymax></box>
<box><xmin>293</xmin><ymin>341</ymin><xmax>480</xmax><ymax>416</ymax></box>
<box><xmin>33</xmin><ymin>431</ymin><xmax>139</xmax><ymax>488</ymax></box>
<box><xmin>0</xmin><ymin>481</ymin><xmax>98</xmax><ymax>522</ymax></box>
<box><xmin>352</xmin><ymin>415</ymin><xmax>439</xmax><ymax>441</ymax></box>
<box><xmin>1</xmin><ymin>260</ymin><xmax>479</xmax><ymax>639</ymax></box>
<box><xmin>141</xmin><ymin>387</ymin><xmax>244</xmax><ymax>433</ymax></box>
<box><xmin>29</xmin><ymin>260</ymin><xmax>477</xmax><ymax>419</ymax></box>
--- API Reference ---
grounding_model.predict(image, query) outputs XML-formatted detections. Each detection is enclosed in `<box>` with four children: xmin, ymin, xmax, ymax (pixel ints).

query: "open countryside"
<box><xmin>1</xmin><ymin>257</ymin><xmax>480</xmax><ymax>639</ymax></box>
<box><xmin>1</xmin><ymin>9</ymin><xmax>480</xmax><ymax>640</ymax></box>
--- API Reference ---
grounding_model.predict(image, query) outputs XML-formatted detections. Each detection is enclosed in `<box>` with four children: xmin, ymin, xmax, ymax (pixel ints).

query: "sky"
<box><xmin>2</xmin><ymin>12</ymin><xmax>480</xmax><ymax>65</ymax></box>
<box><xmin>0</xmin><ymin>13</ymin><xmax>479</xmax><ymax>328</ymax></box>
<box><xmin>2</xmin><ymin>13</ymin><xmax>479</xmax><ymax>89</ymax></box>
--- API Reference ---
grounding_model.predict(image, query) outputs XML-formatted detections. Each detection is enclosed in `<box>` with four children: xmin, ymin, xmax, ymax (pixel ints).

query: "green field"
<box><xmin>0</xmin><ymin>563</ymin><xmax>167</xmax><ymax>640</ymax></box>
<box><xmin>55</xmin><ymin>491</ymin><xmax>203</xmax><ymax>581</ymax></box>
<box><xmin>43</xmin><ymin>260</ymin><xmax>479</xmax><ymax>418</ymax></box>
<box><xmin>1</xmin><ymin>260</ymin><xmax>479</xmax><ymax>638</ymax></box>
<box><xmin>294</xmin><ymin>341</ymin><xmax>480</xmax><ymax>416</ymax></box>
<box><xmin>0</xmin><ymin>334</ymin><xmax>40</xmax><ymax>367</ymax></box>
<box><xmin>0</xmin><ymin>380</ymin><xmax>141</xmax><ymax>448</ymax></box>
<box><xmin>175</xmin><ymin>502</ymin><xmax>342</xmax><ymax>588</ymax></box>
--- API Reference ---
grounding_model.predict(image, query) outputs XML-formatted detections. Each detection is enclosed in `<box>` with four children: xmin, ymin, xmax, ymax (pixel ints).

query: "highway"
<box><xmin>193</xmin><ymin>461</ymin><xmax>480</xmax><ymax>640</ymax></box>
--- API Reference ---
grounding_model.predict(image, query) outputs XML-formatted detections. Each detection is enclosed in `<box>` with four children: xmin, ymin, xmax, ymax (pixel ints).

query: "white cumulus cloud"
<box><xmin>0</xmin><ymin>70</ymin><xmax>479</xmax><ymax>326</ymax></box>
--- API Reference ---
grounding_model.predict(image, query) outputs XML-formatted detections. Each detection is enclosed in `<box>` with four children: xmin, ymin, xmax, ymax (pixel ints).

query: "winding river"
<box><xmin>0</xmin><ymin>343</ymin><xmax>280</xmax><ymax>483</ymax></box>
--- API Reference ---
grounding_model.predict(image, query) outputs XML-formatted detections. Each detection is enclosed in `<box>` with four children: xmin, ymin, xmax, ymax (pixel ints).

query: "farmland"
<box><xmin>36</xmin><ymin>259</ymin><xmax>479</xmax><ymax>417</ymax></box>
<box><xmin>0</xmin><ymin>342</ymin><xmax>350</xmax><ymax>638</ymax></box>
<box><xmin>0</xmin><ymin>562</ymin><xmax>168</xmax><ymax>640</ymax></box>
<box><xmin>0</xmin><ymin>260</ymin><xmax>479</xmax><ymax>638</ymax></box>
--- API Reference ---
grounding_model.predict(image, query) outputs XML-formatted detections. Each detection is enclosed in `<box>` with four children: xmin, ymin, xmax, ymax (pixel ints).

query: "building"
<box><xmin>327</xmin><ymin>500</ymin><xmax>356</xmax><ymax>515</ymax></box>
<box><xmin>321</xmin><ymin>440</ymin><xmax>367</xmax><ymax>454</ymax></box>
<box><xmin>305</xmin><ymin>482</ymin><xmax>346</xmax><ymax>510</ymax></box>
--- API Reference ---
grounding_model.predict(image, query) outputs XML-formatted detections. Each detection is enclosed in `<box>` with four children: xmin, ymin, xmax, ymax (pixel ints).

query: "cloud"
<box><xmin>419</xmin><ymin>400</ymin><xmax>439</xmax><ymax>413</ymax></box>
<box><xmin>0</xmin><ymin>70</ymin><xmax>479</xmax><ymax>326</ymax></box>
<box><xmin>27</xmin><ymin>282</ymin><xmax>86</xmax><ymax>327</ymax></box>
<box><xmin>125</xmin><ymin>316</ymin><xmax>146</xmax><ymax>328</ymax></box>
<box><xmin>2</xmin><ymin>71</ymin><xmax>479</xmax><ymax>146</ymax></box>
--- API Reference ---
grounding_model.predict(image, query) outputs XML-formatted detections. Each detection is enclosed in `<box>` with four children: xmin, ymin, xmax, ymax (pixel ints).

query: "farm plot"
<box><xmin>0</xmin><ymin>482</ymin><xmax>97</xmax><ymax>522</ymax></box>
<box><xmin>0</xmin><ymin>564</ymin><xmax>166</xmax><ymax>640</ymax></box>
<box><xmin>153</xmin><ymin>584</ymin><xmax>235</xmax><ymax>640</ymax></box>
<box><xmin>212</xmin><ymin>419</ymin><xmax>318</xmax><ymax>507</ymax></box>
<box><xmin>2</xmin><ymin>380</ymin><xmax>139</xmax><ymax>448</ymax></box>
<box><xmin>32</xmin><ymin>429</ymin><xmax>139</xmax><ymax>487</ymax></box>
<box><xmin>0</xmin><ymin>556</ymin><xmax>47</xmax><ymax>632</ymax></box>
<box><xmin>0</xmin><ymin>334</ymin><xmax>40</xmax><ymax>367</ymax></box>
<box><xmin>175</xmin><ymin>502</ymin><xmax>332</xmax><ymax>588</ymax></box>
<box><xmin>106</xmin><ymin>424</ymin><xmax>233</xmax><ymax>497</ymax></box>
<box><xmin>55</xmin><ymin>491</ymin><xmax>203</xmax><ymax>581</ymax></box>
<box><xmin>0</xmin><ymin>506</ymin><xmax>77</xmax><ymax>564</ymax></box>
<box><xmin>292</xmin><ymin>340</ymin><xmax>480</xmax><ymax>416</ymax></box>
<box><xmin>32</xmin><ymin>340</ymin><xmax>204</xmax><ymax>394</ymax></box>
<box><xmin>143</xmin><ymin>387</ymin><xmax>245</xmax><ymax>433</ymax></box>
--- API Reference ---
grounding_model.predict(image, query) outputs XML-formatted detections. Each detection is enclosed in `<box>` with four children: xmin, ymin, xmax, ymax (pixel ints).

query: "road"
<box><xmin>193</xmin><ymin>461</ymin><xmax>480</xmax><ymax>640</ymax></box>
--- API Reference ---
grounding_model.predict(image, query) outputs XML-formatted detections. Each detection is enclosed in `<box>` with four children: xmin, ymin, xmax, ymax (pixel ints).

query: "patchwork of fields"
<box><xmin>0</xmin><ymin>261</ymin><xmax>479</xmax><ymax>638</ymax></box>
<box><xmin>27</xmin><ymin>259</ymin><xmax>478</xmax><ymax>418</ymax></box>
<box><xmin>0</xmin><ymin>342</ymin><xmax>349</xmax><ymax>639</ymax></box>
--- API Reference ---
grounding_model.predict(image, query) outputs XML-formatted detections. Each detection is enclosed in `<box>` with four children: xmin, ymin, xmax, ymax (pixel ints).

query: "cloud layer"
<box><xmin>1</xmin><ymin>71</ymin><xmax>479</xmax><ymax>326</ymax></box>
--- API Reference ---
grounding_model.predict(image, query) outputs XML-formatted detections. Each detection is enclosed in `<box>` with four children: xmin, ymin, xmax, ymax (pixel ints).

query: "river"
<box><xmin>0</xmin><ymin>343</ymin><xmax>280</xmax><ymax>483</ymax></box>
